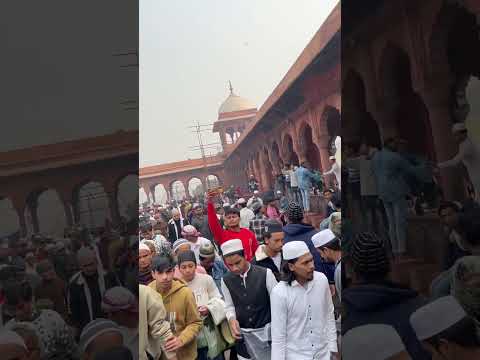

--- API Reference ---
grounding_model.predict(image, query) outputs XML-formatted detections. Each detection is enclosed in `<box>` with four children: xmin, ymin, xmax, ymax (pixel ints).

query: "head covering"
<box><xmin>102</xmin><ymin>287</ymin><xmax>138</xmax><ymax>313</ymax></box>
<box><xmin>282</xmin><ymin>241</ymin><xmax>309</xmax><ymax>261</ymax></box>
<box><xmin>36</xmin><ymin>259</ymin><xmax>53</xmax><ymax>274</ymax></box>
<box><xmin>77</xmin><ymin>246</ymin><xmax>96</xmax><ymax>263</ymax></box>
<box><xmin>329</xmin><ymin>155</ymin><xmax>336</xmax><ymax>160</ymax></box>
<box><xmin>329</xmin><ymin>212</ymin><xmax>342</xmax><ymax>236</ymax></box>
<box><xmin>192</xmin><ymin>203</ymin><xmax>201</xmax><ymax>210</ymax></box>
<box><xmin>181</xmin><ymin>225</ymin><xmax>200</xmax><ymax>237</ymax></box>
<box><xmin>172</xmin><ymin>238</ymin><xmax>190</xmax><ymax>253</ymax></box>
<box><xmin>199</xmin><ymin>242</ymin><xmax>216</xmax><ymax>259</ymax></box>
<box><xmin>139</xmin><ymin>242</ymin><xmax>151</xmax><ymax>252</ymax></box>
<box><xmin>221</xmin><ymin>239</ymin><xmax>243</xmax><ymax>256</ymax></box>
<box><xmin>452</xmin><ymin>122</ymin><xmax>467</xmax><ymax>133</ymax></box>
<box><xmin>287</xmin><ymin>202</ymin><xmax>304</xmax><ymax>222</ymax></box>
<box><xmin>410</xmin><ymin>295</ymin><xmax>467</xmax><ymax>341</ymax></box>
<box><xmin>253</xmin><ymin>190</ymin><xmax>259</xmax><ymax>195</ymax></box>
<box><xmin>350</xmin><ymin>233</ymin><xmax>390</xmax><ymax>276</ymax></box>
<box><xmin>79</xmin><ymin>319</ymin><xmax>123</xmax><ymax>353</ymax></box>
<box><xmin>151</xmin><ymin>255</ymin><xmax>176</xmax><ymax>272</ymax></box>
<box><xmin>312</xmin><ymin>229</ymin><xmax>336</xmax><ymax>248</ymax></box>
<box><xmin>237</xmin><ymin>198</ymin><xmax>246</xmax><ymax>205</ymax></box>
<box><xmin>276</xmin><ymin>190</ymin><xmax>282</xmax><ymax>195</ymax></box>
<box><xmin>252</xmin><ymin>201</ymin><xmax>263</xmax><ymax>214</ymax></box>
<box><xmin>0</xmin><ymin>329</ymin><xmax>27</xmax><ymax>350</ymax></box>
<box><xmin>177</xmin><ymin>250</ymin><xmax>197</xmax><ymax>265</ymax></box>
<box><xmin>264</xmin><ymin>220</ymin><xmax>283</xmax><ymax>234</ymax></box>
<box><xmin>342</xmin><ymin>324</ymin><xmax>406</xmax><ymax>360</ymax></box>
<box><xmin>451</xmin><ymin>255</ymin><xmax>480</xmax><ymax>322</ymax></box>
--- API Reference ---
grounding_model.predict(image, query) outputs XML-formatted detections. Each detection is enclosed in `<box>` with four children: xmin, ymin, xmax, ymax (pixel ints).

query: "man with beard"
<box><xmin>138</xmin><ymin>242</ymin><xmax>154</xmax><ymax>285</ymax></box>
<box><xmin>168</xmin><ymin>209</ymin><xmax>188</xmax><ymax>244</ymax></box>
<box><xmin>68</xmin><ymin>247</ymin><xmax>119</xmax><ymax>331</ymax></box>
<box><xmin>271</xmin><ymin>241</ymin><xmax>337</xmax><ymax>360</ymax></box>
<box><xmin>221</xmin><ymin>239</ymin><xmax>277</xmax><ymax>360</ymax></box>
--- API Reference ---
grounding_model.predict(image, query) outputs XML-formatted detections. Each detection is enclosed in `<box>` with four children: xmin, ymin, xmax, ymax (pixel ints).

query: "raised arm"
<box><xmin>207</xmin><ymin>200</ymin><xmax>225</xmax><ymax>245</ymax></box>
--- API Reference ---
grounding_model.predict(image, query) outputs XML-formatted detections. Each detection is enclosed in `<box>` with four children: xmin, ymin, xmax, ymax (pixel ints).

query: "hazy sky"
<box><xmin>140</xmin><ymin>0</ymin><xmax>338</xmax><ymax>167</ymax></box>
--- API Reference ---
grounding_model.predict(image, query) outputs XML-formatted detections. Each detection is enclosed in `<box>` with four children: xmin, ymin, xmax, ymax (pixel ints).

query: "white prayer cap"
<box><xmin>312</xmin><ymin>229</ymin><xmax>336</xmax><ymax>248</ymax></box>
<box><xmin>452</xmin><ymin>122</ymin><xmax>467</xmax><ymax>133</ymax></box>
<box><xmin>237</xmin><ymin>198</ymin><xmax>246</xmax><ymax>204</ymax></box>
<box><xmin>221</xmin><ymin>239</ymin><xmax>243</xmax><ymax>256</ymax></box>
<box><xmin>329</xmin><ymin>155</ymin><xmax>336</xmax><ymax>160</ymax></box>
<box><xmin>343</xmin><ymin>324</ymin><xmax>407</xmax><ymax>360</ymax></box>
<box><xmin>139</xmin><ymin>242</ymin><xmax>151</xmax><ymax>252</ymax></box>
<box><xmin>410</xmin><ymin>295</ymin><xmax>466</xmax><ymax>341</ymax></box>
<box><xmin>253</xmin><ymin>190</ymin><xmax>259</xmax><ymax>195</ymax></box>
<box><xmin>0</xmin><ymin>329</ymin><xmax>27</xmax><ymax>350</ymax></box>
<box><xmin>282</xmin><ymin>241</ymin><xmax>309</xmax><ymax>260</ymax></box>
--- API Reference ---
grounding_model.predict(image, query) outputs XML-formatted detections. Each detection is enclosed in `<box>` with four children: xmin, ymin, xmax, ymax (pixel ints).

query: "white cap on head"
<box><xmin>343</xmin><ymin>324</ymin><xmax>406</xmax><ymax>360</ymax></box>
<box><xmin>410</xmin><ymin>295</ymin><xmax>467</xmax><ymax>341</ymax></box>
<box><xmin>452</xmin><ymin>123</ymin><xmax>467</xmax><ymax>133</ymax></box>
<box><xmin>253</xmin><ymin>190</ymin><xmax>259</xmax><ymax>195</ymax></box>
<box><xmin>0</xmin><ymin>329</ymin><xmax>27</xmax><ymax>350</ymax></box>
<box><xmin>237</xmin><ymin>198</ymin><xmax>246</xmax><ymax>205</ymax></box>
<box><xmin>329</xmin><ymin>155</ymin><xmax>336</xmax><ymax>160</ymax></box>
<box><xmin>139</xmin><ymin>242</ymin><xmax>151</xmax><ymax>252</ymax></box>
<box><xmin>221</xmin><ymin>239</ymin><xmax>243</xmax><ymax>256</ymax></box>
<box><xmin>276</xmin><ymin>190</ymin><xmax>282</xmax><ymax>195</ymax></box>
<box><xmin>312</xmin><ymin>229</ymin><xmax>336</xmax><ymax>248</ymax></box>
<box><xmin>282</xmin><ymin>241</ymin><xmax>309</xmax><ymax>261</ymax></box>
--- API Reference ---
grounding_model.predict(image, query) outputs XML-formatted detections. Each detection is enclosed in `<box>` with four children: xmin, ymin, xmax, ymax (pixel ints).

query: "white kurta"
<box><xmin>271</xmin><ymin>272</ymin><xmax>337</xmax><ymax>360</ymax></box>
<box><xmin>439</xmin><ymin>137</ymin><xmax>480</xmax><ymax>199</ymax></box>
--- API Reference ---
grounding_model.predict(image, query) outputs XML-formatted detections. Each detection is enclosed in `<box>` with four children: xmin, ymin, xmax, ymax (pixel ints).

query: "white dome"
<box><xmin>218</xmin><ymin>93</ymin><xmax>256</xmax><ymax>114</ymax></box>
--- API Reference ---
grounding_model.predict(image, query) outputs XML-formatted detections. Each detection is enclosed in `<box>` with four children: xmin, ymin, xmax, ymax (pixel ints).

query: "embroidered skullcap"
<box><xmin>102</xmin><ymin>286</ymin><xmax>138</xmax><ymax>313</ymax></box>
<box><xmin>172</xmin><ymin>238</ymin><xmax>190</xmax><ymax>253</ymax></box>
<box><xmin>286</xmin><ymin>202</ymin><xmax>304</xmax><ymax>222</ymax></box>
<box><xmin>177</xmin><ymin>250</ymin><xmax>197</xmax><ymax>265</ymax></box>
<box><xmin>181</xmin><ymin>225</ymin><xmax>200</xmax><ymax>237</ymax></box>
<box><xmin>221</xmin><ymin>239</ymin><xmax>243</xmax><ymax>256</ymax></box>
<box><xmin>0</xmin><ymin>329</ymin><xmax>27</xmax><ymax>350</ymax></box>
<box><xmin>312</xmin><ymin>229</ymin><xmax>336</xmax><ymax>248</ymax></box>
<box><xmin>264</xmin><ymin>219</ymin><xmax>283</xmax><ymax>234</ymax></box>
<box><xmin>237</xmin><ymin>198</ymin><xmax>246</xmax><ymax>205</ymax></box>
<box><xmin>343</xmin><ymin>324</ymin><xmax>406</xmax><ymax>360</ymax></box>
<box><xmin>282</xmin><ymin>241</ymin><xmax>309</xmax><ymax>261</ymax></box>
<box><xmin>79</xmin><ymin>319</ymin><xmax>123</xmax><ymax>353</ymax></box>
<box><xmin>199</xmin><ymin>241</ymin><xmax>216</xmax><ymax>259</ymax></box>
<box><xmin>410</xmin><ymin>295</ymin><xmax>467</xmax><ymax>341</ymax></box>
<box><xmin>350</xmin><ymin>232</ymin><xmax>390</xmax><ymax>276</ymax></box>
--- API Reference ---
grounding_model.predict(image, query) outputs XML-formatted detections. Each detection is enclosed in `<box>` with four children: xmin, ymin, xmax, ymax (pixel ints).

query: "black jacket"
<box><xmin>342</xmin><ymin>281</ymin><xmax>430</xmax><ymax>359</ymax></box>
<box><xmin>167</xmin><ymin>218</ymin><xmax>188</xmax><ymax>244</ymax></box>
<box><xmin>68</xmin><ymin>271</ymin><xmax>119</xmax><ymax>331</ymax></box>
<box><xmin>251</xmin><ymin>245</ymin><xmax>282</xmax><ymax>281</ymax></box>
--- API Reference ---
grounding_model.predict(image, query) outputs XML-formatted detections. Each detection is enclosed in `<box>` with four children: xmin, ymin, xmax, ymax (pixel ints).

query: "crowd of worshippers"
<box><xmin>136</xmin><ymin>187</ymin><xmax>344</xmax><ymax>360</ymax></box>
<box><xmin>0</xmin><ymin>221</ymin><xmax>143</xmax><ymax>360</ymax></box>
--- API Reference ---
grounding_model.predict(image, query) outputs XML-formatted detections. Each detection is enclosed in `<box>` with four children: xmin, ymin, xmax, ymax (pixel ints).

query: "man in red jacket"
<box><xmin>207</xmin><ymin>190</ymin><xmax>259</xmax><ymax>261</ymax></box>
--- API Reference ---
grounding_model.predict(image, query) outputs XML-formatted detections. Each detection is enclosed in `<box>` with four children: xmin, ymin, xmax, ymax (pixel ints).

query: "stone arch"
<box><xmin>320</xmin><ymin>105</ymin><xmax>342</xmax><ymax>154</ymax></box>
<box><xmin>116</xmin><ymin>174</ymin><xmax>138</xmax><ymax>221</ymax></box>
<box><xmin>152</xmin><ymin>183</ymin><xmax>168</xmax><ymax>204</ymax></box>
<box><xmin>187</xmin><ymin>177</ymin><xmax>204</xmax><ymax>198</ymax></box>
<box><xmin>299</xmin><ymin>122</ymin><xmax>321</xmax><ymax>170</ymax></box>
<box><xmin>342</xmin><ymin>70</ymin><xmax>381</xmax><ymax>148</ymax></box>
<box><xmin>282</xmin><ymin>133</ymin><xmax>300</xmax><ymax>166</ymax></box>
<box><xmin>0</xmin><ymin>196</ymin><xmax>20</xmax><ymax>237</ymax></box>
<box><xmin>74</xmin><ymin>181</ymin><xmax>110</xmax><ymax>229</ymax></box>
<box><xmin>170</xmin><ymin>180</ymin><xmax>186</xmax><ymax>201</ymax></box>
<box><xmin>271</xmin><ymin>141</ymin><xmax>283</xmax><ymax>168</ymax></box>
<box><xmin>379</xmin><ymin>43</ymin><xmax>434</xmax><ymax>157</ymax></box>
<box><xmin>27</xmin><ymin>188</ymin><xmax>67</xmax><ymax>236</ymax></box>
<box><xmin>139</xmin><ymin>187</ymin><xmax>149</xmax><ymax>205</ymax></box>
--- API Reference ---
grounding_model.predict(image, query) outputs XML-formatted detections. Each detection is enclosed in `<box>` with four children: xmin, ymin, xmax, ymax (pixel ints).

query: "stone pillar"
<box><xmin>17</xmin><ymin>208</ymin><xmax>27</xmax><ymax>237</ymax></box>
<box><xmin>422</xmin><ymin>87</ymin><xmax>462</xmax><ymax>200</ymax></box>
<box><xmin>28</xmin><ymin>201</ymin><xmax>40</xmax><ymax>233</ymax></box>
<box><xmin>293</xmin><ymin>137</ymin><xmax>307</xmax><ymax>164</ymax></box>
<box><xmin>149</xmin><ymin>185</ymin><xmax>157</xmax><ymax>204</ymax></box>
<box><xmin>105</xmin><ymin>187</ymin><xmax>120</xmax><ymax>225</ymax></box>
<box><xmin>63</xmin><ymin>201</ymin><xmax>74</xmax><ymax>227</ymax></box>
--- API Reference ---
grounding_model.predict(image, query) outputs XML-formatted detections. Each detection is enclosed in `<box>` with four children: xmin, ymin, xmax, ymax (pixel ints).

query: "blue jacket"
<box><xmin>210</xmin><ymin>258</ymin><xmax>228</xmax><ymax>296</ymax></box>
<box><xmin>295</xmin><ymin>166</ymin><xmax>315</xmax><ymax>190</ymax></box>
<box><xmin>282</xmin><ymin>223</ymin><xmax>335</xmax><ymax>283</ymax></box>
<box><xmin>343</xmin><ymin>282</ymin><xmax>430</xmax><ymax>359</ymax></box>
<box><xmin>371</xmin><ymin>149</ymin><xmax>426</xmax><ymax>202</ymax></box>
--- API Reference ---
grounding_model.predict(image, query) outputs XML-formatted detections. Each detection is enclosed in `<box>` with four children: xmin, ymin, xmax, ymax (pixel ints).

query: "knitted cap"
<box><xmin>286</xmin><ymin>202</ymin><xmax>304</xmax><ymax>222</ymax></box>
<box><xmin>350</xmin><ymin>233</ymin><xmax>390</xmax><ymax>276</ymax></box>
<box><xmin>177</xmin><ymin>250</ymin><xmax>197</xmax><ymax>265</ymax></box>
<box><xmin>102</xmin><ymin>286</ymin><xmax>138</xmax><ymax>313</ymax></box>
<box><xmin>172</xmin><ymin>238</ymin><xmax>190</xmax><ymax>253</ymax></box>
<box><xmin>79</xmin><ymin>319</ymin><xmax>123</xmax><ymax>353</ymax></box>
<box><xmin>199</xmin><ymin>242</ymin><xmax>216</xmax><ymax>259</ymax></box>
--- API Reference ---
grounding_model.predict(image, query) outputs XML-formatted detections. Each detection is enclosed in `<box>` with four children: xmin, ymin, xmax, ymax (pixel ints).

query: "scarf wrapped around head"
<box><xmin>329</xmin><ymin>212</ymin><xmax>342</xmax><ymax>236</ymax></box>
<box><xmin>451</xmin><ymin>256</ymin><xmax>480</xmax><ymax>324</ymax></box>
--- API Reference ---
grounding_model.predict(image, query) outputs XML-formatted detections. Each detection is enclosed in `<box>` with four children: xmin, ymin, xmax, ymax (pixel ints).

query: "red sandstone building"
<box><xmin>139</xmin><ymin>4</ymin><xmax>341</xmax><ymax>202</ymax></box>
